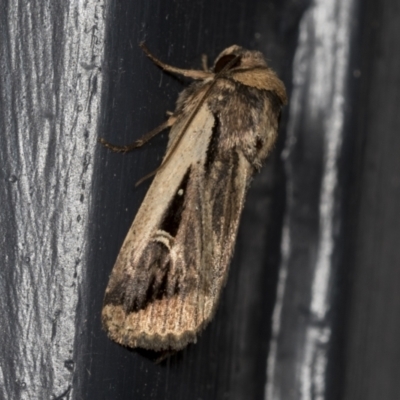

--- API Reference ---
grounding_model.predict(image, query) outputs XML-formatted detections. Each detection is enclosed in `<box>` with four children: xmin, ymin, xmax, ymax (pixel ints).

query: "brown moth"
<box><xmin>101</xmin><ymin>43</ymin><xmax>287</xmax><ymax>352</ymax></box>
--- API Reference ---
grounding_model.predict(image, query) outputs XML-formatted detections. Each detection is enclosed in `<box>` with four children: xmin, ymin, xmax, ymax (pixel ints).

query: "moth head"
<box><xmin>213</xmin><ymin>45</ymin><xmax>287</xmax><ymax>105</ymax></box>
<box><xmin>212</xmin><ymin>45</ymin><xmax>268</xmax><ymax>73</ymax></box>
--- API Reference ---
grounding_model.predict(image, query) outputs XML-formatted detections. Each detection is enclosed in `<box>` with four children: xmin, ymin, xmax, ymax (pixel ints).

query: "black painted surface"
<box><xmin>340</xmin><ymin>1</ymin><xmax>400</xmax><ymax>399</ymax></box>
<box><xmin>75</xmin><ymin>2</ymin><xmax>299</xmax><ymax>400</ymax></box>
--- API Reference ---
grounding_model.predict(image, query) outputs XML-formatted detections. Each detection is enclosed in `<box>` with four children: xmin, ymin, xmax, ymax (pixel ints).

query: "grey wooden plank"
<box><xmin>0</xmin><ymin>0</ymin><xmax>106</xmax><ymax>399</ymax></box>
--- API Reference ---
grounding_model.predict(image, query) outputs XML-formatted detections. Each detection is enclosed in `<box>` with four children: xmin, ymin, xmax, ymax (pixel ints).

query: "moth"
<box><xmin>101</xmin><ymin>43</ymin><xmax>287</xmax><ymax>352</ymax></box>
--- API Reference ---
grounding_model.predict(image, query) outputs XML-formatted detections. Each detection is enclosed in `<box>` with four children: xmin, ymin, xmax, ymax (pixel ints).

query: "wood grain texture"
<box><xmin>0</xmin><ymin>1</ymin><xmax>105</xmax><ymax>398</ymax></box>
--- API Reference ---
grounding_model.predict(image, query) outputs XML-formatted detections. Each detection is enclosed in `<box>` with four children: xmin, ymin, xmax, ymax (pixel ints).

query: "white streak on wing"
<box><xmin>121</xmin><ymin>104</ymin><xmax>215</xmax><ymax>260</ymax></box>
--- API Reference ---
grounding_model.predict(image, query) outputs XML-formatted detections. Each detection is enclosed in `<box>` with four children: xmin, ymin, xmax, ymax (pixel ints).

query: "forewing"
<box><xmin>101</xmin><ymin>55</ymin><xmax>285</xmax><ymax>351</ymax></box>
<box><xmin>102</xmin><ymin>105</ymin><xmax>253</xmax><ymax>351</ymax></box>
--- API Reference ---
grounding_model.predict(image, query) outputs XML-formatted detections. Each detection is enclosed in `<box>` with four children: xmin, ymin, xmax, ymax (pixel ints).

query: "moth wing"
<box><xmin>102</xmin><ymin>84</ymin><xmax>283</xmax><ymax>351</ymax></box>
<box><xmin>102</xmin><ymin>103</ymin><xmax>249</xmax><ymax>350</ymax></box>
<box><xmin>162</xmin><ymin>145</ymin><xmax>254</xmax><ymax>347</ymax></box>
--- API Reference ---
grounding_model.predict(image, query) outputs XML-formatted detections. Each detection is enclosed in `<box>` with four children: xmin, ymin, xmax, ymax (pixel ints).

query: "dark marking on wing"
<box><xmin>143</xmin><ymin>264</ymin><xmax>170</xmax><ymax>305</ymax></box>
<box><xmin>104</xmin><ymin>240</ymin><xmax>174</xmax><ymax>313</ymax></box>
<box><xmin>210</xmin><ymin>151</ymin><xmax>240</xmax><ymax>237</ymax></box>
<box><xmin>103</xmin><ymin>279</ymin><xmax>127</xmax><ymax>306</ymax></box>
<box><xmin>205</xmin><ymin>115</ymin><xmax>221</xmax><ymax>174</ymax></box>
<box><xmin>160</xmin><ymin>168</ymin><xmax>191</xmax><ymax>237</ymax></box>
<box><xmin>256</xmin><ymin>137</ymin><xmax>263</xmax><ymax>150</ymax></box>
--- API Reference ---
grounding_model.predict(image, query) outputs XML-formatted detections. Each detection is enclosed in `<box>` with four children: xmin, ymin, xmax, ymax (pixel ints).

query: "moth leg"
<box><xmin>201</xmin><ymin>54</ymin><xmax>210</xmax><ymax>72</ymax></box>
<box><xmin>166</xmin><ymin>111</ymin><xmax>174</xmax><ymax>117</ymax></box>
<box><xmin>99</xmin><ymin>116</ymin><xmax>177</xmax><ymax>153</ymax></box>
<box><xmin>140</xmin><ymin>42</ymin><xmax>213</xmax><ymax>80</ymax></box>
